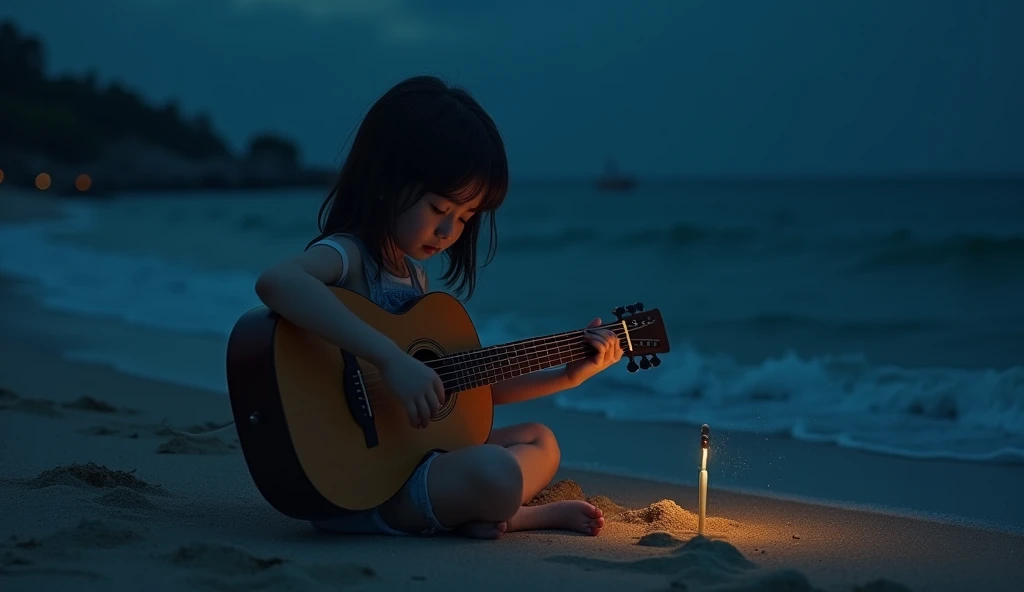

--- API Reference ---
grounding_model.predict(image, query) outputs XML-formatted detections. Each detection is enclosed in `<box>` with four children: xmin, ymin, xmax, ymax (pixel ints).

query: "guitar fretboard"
<box><xmin>436</xmin><ymin>328</ymin><xmax>623</xmax><ymax>392</ymax></box>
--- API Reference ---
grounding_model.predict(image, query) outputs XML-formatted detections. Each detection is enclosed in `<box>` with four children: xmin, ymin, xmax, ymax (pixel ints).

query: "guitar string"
<box><xmin>354</xmin><ymin>330</ymin><xmax>643</xmax><ymax>405</ymax></box>
<box><xmin>358</xmin><ymin>324</ymin><xmax>628</xmax><ymax>387</ymax></box>
<box><xmin>356</xmin><ymin>321</ymin><xmax>627</xmax><ymax>382</ymax></box>
<box><xmin>355</xmin><ymin>342</ymin><xmax>610</xmax><ymax>409</ymax></box>
<box><xmin>358</xmin><ymin>339</ymin><xmax>618</xmax><ymax>396</ymax></box>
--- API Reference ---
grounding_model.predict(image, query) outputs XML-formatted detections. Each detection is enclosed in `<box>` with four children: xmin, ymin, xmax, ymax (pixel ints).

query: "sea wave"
<box><xmin>556</xmin><ymin>345</ymin><xmax>1024</xmax><ymax>464</ymax></box>
<box><xmin>496</xmin><ymin>222</ymin><xmax>1024</xmax><ymax>272</ymax></box>
<box><xmin>692</xmin><ymin>313</ymin><xmax>947</xmax><ymax>338</ymax></box>
<box><xmin>499</xmin><ymin>222</ymin><xmax>761</xmax><ymax>252</ymax></box>
<box><xmin>850</xmin><ymin>231</ymin><xmax>1024</xmax><ymax>270</ymax></box>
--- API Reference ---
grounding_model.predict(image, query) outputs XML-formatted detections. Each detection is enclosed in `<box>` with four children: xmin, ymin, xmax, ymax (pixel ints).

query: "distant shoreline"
<box><xmin>0</xmin><ymin>159</ymin><xmax>336</xmax><ymax>198</ymax></box>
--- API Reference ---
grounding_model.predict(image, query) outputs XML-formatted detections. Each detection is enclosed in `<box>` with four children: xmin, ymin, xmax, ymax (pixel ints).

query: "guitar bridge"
<box><xmin>341</xmin><ymin>350</ymin><xmax>379</xmax><ymax>448</ymax></box>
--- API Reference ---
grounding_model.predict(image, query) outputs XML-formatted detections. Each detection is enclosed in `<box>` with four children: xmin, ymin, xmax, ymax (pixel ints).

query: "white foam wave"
<box><xmin>556</xmin><ymin>344</ymin><xmax>1024</xmax><ymax>464</ymax></box>
<box><xmin>0</xmin><ymin>204</ymin><xmax>261</xmax><ymax>337</ymax></box>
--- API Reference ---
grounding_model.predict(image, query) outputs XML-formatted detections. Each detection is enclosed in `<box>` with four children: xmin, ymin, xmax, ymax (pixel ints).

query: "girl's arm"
<box><xmin>254</xmin><ymin>240</ymin><xmax>403</xmax><ymax>369</ymax></box>
<box><xmin>491</xmin><ymin>369</ymin><xmax>576</xmax><ymax>406</ymax></box>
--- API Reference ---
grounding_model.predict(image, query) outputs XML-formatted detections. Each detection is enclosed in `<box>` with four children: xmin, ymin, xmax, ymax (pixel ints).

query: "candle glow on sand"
<box><xmin>698</xmin><ymin>424</ymin><xmax>710</xmax><ymax>536</ymax></box>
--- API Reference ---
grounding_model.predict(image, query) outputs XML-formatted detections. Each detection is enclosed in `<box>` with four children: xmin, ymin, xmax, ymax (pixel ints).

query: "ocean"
<box><xmin>2</xmin><ymin>178</ymin><xmax>1023</xmax><ymax>467</ymax></box>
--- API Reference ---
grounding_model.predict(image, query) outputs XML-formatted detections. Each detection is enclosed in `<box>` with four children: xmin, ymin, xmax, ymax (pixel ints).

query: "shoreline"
<box><xmin>0</xmin><ymin>266</ymin><xmax>1021</xmax><ymax>534</ymax></box>
<box><xmin>1</xmin><ymin>301</ymin><xmax>1023</xmax><ymax>591</ymax></box>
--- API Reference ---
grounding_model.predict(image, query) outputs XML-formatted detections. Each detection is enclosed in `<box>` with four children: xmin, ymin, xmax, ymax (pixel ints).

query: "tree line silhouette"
<box><xmin>0</xmin><ymin>19</ymin><xmax>300</xmax><ymax>170</ymax></box>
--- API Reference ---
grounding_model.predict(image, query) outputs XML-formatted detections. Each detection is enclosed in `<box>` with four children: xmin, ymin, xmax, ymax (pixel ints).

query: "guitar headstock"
<box><xmin>613</xmin><ymin>302</ymin><xmax>671</xmax><ymax>373</ymax></box>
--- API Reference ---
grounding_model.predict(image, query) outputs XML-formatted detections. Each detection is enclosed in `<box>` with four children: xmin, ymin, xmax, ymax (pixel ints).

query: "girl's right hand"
<box><xmin>378</xmin><ymin>352</ymin><xmax>447</xmax><ymax>429</ymax></box>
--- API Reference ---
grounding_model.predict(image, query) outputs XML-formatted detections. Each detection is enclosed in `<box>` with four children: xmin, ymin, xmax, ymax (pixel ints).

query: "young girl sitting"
<box><xmin>255</xmin><ymin>75</ymin><xmax>623</xmax><ymax>539</ymax></box>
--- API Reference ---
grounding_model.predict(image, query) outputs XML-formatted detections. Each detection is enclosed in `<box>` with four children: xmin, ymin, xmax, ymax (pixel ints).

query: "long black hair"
<box><xmin>307</xmin><ymin>75</ymin><xmax>509</xmax><ymax>300</ymax></box>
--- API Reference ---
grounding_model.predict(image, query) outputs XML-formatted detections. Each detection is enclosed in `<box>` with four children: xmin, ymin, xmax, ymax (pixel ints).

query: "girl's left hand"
<box><xmin>565</xmin><ymin>318</ymin><xmax>624</xmax><ymax>387</ymax></box>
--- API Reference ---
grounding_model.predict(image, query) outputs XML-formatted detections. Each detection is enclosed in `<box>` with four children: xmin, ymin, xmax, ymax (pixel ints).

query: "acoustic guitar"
<box><xmin>226</xmin><ymin>288</ymin><xmax>671</xmax><ymax>521</ymax></box>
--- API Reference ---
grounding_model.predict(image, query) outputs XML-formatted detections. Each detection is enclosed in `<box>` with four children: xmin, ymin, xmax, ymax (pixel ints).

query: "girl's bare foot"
<box><xmin>456</xmin><ymin>520</ymin><xmax>508</xmax><ymax>539</ymax></box>
<box><xmin>507</xmin><ymin>500</ymin><xmax>605</xmax><ymax>535</ymax></box>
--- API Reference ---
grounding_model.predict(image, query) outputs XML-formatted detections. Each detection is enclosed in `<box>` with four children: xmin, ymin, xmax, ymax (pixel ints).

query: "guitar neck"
<box><xmin>437</xmin><ymin>324</ymin><xmax>624</xmax><ymax>392</ymax></box>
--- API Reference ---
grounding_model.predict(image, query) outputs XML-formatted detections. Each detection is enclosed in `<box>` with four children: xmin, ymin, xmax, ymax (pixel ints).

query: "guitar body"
<box><xmin>226</xmin><ymin>288</ymin><xmax>493</xmax><ymax>521</ymax></box>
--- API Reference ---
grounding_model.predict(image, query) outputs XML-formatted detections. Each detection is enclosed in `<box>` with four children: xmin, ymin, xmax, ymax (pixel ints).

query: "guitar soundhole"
<box><xmin>410</xmin><ymin>342</ymin><xmax>458</xmax><ymax>421</ymax></box>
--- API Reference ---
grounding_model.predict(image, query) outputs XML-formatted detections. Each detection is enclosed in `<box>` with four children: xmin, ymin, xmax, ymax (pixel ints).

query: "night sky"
<box><xmin>4</xmin><ymin>0</ymin><xmax>1022</xmax><ymax>177</ymax></box>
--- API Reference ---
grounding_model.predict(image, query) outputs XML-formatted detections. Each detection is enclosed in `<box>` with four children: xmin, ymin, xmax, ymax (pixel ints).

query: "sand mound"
<box><xmin>526</xmin><ymin>480</ymin><xmax>629</xmax><ymax>517</ymax></box>
<box><xmin>0</xmin><ymin>538</ymin><xmax>102</xmax><ymax>581</ymax></box>
<box><xmin>0</xmin><ymin>387</ymin><xmax>18</xmax><ymax>402</ymax></box>
<box><xmin>549</xmin><ymin>535</ymin><xmax>756</xmax><ymax>580</ymax></box>
<box><xmin>155</xmin><ymin>420</ymin><xmax>235</xmax><ymax>438</ymax></box>
<box><xmin>588</xmin><ymin>494</ymin><xmax>628</xmax><ymax>516</ymax></box>
<box><xmin>157</xmin><ymin>435</ymin><xmax>237</xmax><ymax>455</ymax></box>
<box><xmin>526</xmin><ymin>479</ymin><xmax>586</xmax><ymax>506</ymax></box>
<box><xmin>4</xmin><ymin>396</ymin><xmax>64</xmax><ymax>417</ymax></box>
<box><xmin>48</xmin><ymin>519</ymin><xmax>147</xmax><ymax>550</ymax></box>
<box><xmin>3</xmin><ymin>520</ymin><xmax>147</xmax><ymax>574</ymax></box>
<box><xmin>551</xmin><ymin>535</ymin><xmax>910</xmax><ymax>592</ymax></box>
<box><xmin>167</xmin><ymin>542</ymin><xmax>377</xmax><ymax>591</ymax></box>
<box><xmin>25</xmin><ymin>462</ymin><xmax>165</xmax><ymax>495</ymax></box>
<box><xmin>169</xmin><ymin>542</ymin><xmax>285</xmax><ymax>575</ymax></box>
<box><xmin>613</xmin><ymin>499</ymin><xmax>743</xmax><ymax>535</ymax></box>
<box><xmin>853</xmin><ymin>580</ymin><xmax>915</xmax><ymax>592</ymax></box>
<box><xmin>617</xmin><ymin>499</ymin><xmax>695</xmax><ymax>532</ymax></box>
<box><xmin>82</xmin><ymin>425</ymin><xmax>121</xmax><ymax>436</ymax></box>
<box><xmin>639</xmin><ymin>531</ymin><xmax>687</xmax><ymax>547</ymax></box>
<box><xmin>6</xmin><ymin>532</ymin><xmax>40</xmax><ymax>565</ymax></box>
<box><xmin>2</xmin><ymin>548</ymin><xmax>33</xmax><ymax>567</ymax></box>
<box><xmin>10</xmin><ymin>519</ymin><xmax>148</xmax><ymax>560</ymax></box>
<box><xmin>677</xmin><ymin>567</ymin><xmax>820</xmax><ymax>592</ymax></box>
<box><xmin>526</xmin><ymin>482</ymin><xmax>741</xmax><ymax>536</ymax></box>
<box><xmin>95</xmin><ymin>486</ymin><xmax>159</xmax><ymax>510</ymax></box>
<box><xmin>62</xmin><ymin>396</ymin><xmax>123</xmax><ymax>413</ymax></box>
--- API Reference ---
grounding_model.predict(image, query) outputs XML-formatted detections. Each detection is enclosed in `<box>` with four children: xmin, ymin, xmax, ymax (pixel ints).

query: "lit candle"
<box><xmin>698</xmin><ymin>424</ymin><xmax>710</xmax><ymax>535</ymax></box>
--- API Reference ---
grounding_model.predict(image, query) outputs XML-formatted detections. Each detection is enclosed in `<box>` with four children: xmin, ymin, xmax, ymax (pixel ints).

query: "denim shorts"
<box><xmin>310</xmin><ymin>451</ymin><xmax>448</xmax><ymax>536</ymax></box>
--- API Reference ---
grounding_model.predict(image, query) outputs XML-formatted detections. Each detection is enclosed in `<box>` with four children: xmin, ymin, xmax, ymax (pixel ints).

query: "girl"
<box><xmin>255</xmin><ymin>75</ymin><xmax>623</xmax><ymax>540</ymax></box>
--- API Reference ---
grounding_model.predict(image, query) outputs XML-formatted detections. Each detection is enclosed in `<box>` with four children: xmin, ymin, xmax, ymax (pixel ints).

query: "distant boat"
<box><xmin>595</xmin><ymin>158</ymin><xmax>636</xmax><ymax>191</ymax></box>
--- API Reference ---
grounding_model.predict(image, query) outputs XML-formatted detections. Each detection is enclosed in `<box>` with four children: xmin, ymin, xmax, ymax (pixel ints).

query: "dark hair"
<box><xmin>307</xmin><ymin>75</ymin><xmax>509</xmax><ymax>300</ymax></box>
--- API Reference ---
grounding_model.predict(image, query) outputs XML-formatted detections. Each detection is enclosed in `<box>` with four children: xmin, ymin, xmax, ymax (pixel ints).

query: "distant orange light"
<box><xmin>35</xmin><ymin>173</ymin><xmax>52</xmax><ymax>191</ymax></box>
<box><xmin>75</xmin><ymin>174</ymin><xmax>92</xmax><ymax>192</ymax></box>
<box><xmin>0</xmin><ymin>168</ymin><xmax>5</xmax><ymax>184</ymax></box>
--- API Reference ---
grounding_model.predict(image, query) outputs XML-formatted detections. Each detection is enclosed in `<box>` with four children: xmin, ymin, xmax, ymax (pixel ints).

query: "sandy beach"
<box><xmin>2</xmin><ymin>189</ymin><xmax>1023</xmax><ymax>591</ymax></box>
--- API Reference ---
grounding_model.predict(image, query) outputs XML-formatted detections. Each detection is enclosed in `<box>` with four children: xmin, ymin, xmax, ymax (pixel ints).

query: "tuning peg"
<box><xmin>649</xmin><ymin>353</ymin><xmax>661</xmax><ymax>367</ymax></box>
<box><xmin>639</xmin><ymin>355</ymin><xmax>651</xmax><ymax>370</ymax></box>
<box><xmin>634</xmin><ymin>302</ymin><xmax>644</xmax><ymax>311</ymax></box>
<box><xmin>613</xmin><ymin>306</ymin><xmax>625</xmax><ymax>320</ymax></box>
<box><xmin>625</xmin><ymin>304</ymin><xmax>635</xmax><ymax>314</ymax></box>
<box><xmin>626</xmin><ymin>356</ymin><xmax>639</xmax><ymax>373</ymax></box>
